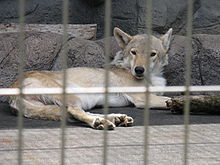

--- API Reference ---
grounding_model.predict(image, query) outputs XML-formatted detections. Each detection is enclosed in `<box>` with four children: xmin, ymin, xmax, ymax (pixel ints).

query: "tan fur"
<box><xmin>9</xmin><ymin>27</ymin><xmax>173</xmax><ymax>130</ymax></box>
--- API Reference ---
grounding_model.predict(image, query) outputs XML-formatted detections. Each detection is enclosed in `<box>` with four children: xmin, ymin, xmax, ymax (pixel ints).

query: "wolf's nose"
<box><xmin>134</xmin><ymin>66</ymin><xmax>145</xmax><ymax>75</ymax></box>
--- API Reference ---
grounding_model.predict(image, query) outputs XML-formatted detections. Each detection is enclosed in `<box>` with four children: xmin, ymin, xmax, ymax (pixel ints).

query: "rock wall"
<box><xmin>0</xmin><ymin>0</ymin><xmax>220</xmax><ymax>38</ymax></box>
<box><xmin>164</xmin><ymin>34</ymin><xmax>220</xmax><ymax>91</ymax></box>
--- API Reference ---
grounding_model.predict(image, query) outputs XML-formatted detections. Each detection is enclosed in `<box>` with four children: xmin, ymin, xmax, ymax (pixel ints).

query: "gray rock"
<box><xmin>52</xmin><ymin>38</ymin><xmax>105</xmax><ymax>70</ymax></box>
<box><xmin>193</xmin><ymin>0</ymin><xmax>220</xmax><ymax>35</ymax></box>
<box><xmin>164</xmin><ymin>35</ymin><xmax>202</xmax><ymax>86</ymax></box>
<box><xmin>0</xmin><ymin>32</ymin><xmax>62</xmax><ymax>102</ymax></box>
<box><xmin>193</xmin><ymin>34</ymin><xmax>220</xmax><ymax>86</ymax></box>
<box><xmin>1</xmin><ymin>0</ymin><xmax>220</xmax><ymax>38</ymax></box>
<box><xmin>0</xmin><ymin>0</ymin><xmax>63</xmax><ymax>24</ymax></box>
<box><xmin>95</xmin><ymin>37</ymin><xmax>121</xmax><ymax>59</ymax></box>
<box><xmin>68</xmin><ymin>0</ymin><xmax>220</xmax><ymax>37</ymax></box>
<box><xmin>52</xmin><ymin>37</ymin><xmax>121</xmax><ymax>71</ymax></box>
<box><xmin>137</xmin><ymin>0</ymin><xmax>188</xmax><ymax>34</ymax></box>
<box><xmin>164</xmin><ymin>34</ymin><xmax>220</xmax><ymax>95</ymax></box>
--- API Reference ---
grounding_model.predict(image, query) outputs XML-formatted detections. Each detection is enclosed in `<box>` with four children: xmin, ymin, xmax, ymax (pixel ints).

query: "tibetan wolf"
<box><xmin>9</xmin><ymin>27</ymin><xmax>172</xmax><ymax>130</ymax></box>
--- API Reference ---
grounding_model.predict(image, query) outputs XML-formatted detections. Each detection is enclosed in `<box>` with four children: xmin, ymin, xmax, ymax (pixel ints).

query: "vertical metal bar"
<box><xmin>60</xmin><ymin>0</ymin><xmax>69</xmax><ymax>164</ymax></box>
<box><xmin>103</xmin><ymin>0</ymin><xmax>112</xmax><ymax>164</ymax></box>
<box><xmin>183</xmin><ymin>0</ymin><xmax>193</xmax><ymax>165</ymax></box>
<box><xmin>144</xmin><ymin>0</ymin><xmax>152</xmax><ymax>164</ymax></box>
<box><xmin>17</xmin><ymin>0</ymin><xmax>25</xmax><ymax>164</ymax></box>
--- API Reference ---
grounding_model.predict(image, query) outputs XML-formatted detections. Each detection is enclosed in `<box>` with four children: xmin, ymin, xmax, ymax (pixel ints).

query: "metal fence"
<box><xmin>0</xmin><ymin>0</ymin><xmax>220</xmax><ymax>164</ymax></box>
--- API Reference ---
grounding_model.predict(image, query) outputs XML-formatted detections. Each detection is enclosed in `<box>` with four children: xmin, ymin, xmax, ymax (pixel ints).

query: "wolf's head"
<box><xmin>113</xmin><ymin>27</ymin><xmax>172</xmax><ymax>79</ymax></box>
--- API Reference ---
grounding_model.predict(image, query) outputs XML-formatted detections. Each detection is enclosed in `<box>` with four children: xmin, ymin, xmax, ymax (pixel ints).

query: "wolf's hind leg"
<box><xmin>67</xmin><ymin>107</ymin><xmax>116</xmax><ymax>130</ymax></box>
<box><xmin>14</xmin><ymin>98</ymin><xmax>63</xmax><ymax>120</ymax></box>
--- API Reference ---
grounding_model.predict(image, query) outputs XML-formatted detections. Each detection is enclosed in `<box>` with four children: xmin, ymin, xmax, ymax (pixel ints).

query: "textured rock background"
<box><xmin>165</xmin><ymin>34</ymin><xmax>220</xmax><ymax>87</ymax></box>
<box><xmin>52</xmin><ymin>38</ymin><xmax>105</xmax><ymax>70</ymax></box>
<box><xmin>0</xmin><ymin>32</ymin><xmax>62</xmax><ymax>102</ymax></box>
<box><xmin>164</xmin><ymin>34</ymin><xmax>220</xmax><ymax>96</ymax></box>
<box><xmin>0</xmin><ymin>32</ymin><xmax>220</xmax><ymax>102</ymax></box>
<box><xmin>0</xmin><ymin>0</ymin><xmax>220</xmax><ymax>38</ymax></box>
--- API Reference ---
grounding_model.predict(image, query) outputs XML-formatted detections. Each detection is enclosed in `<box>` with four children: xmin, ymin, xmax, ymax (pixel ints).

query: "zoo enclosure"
<box><xmin>0</xmin><ymin>0</ymin><xmax>220</xmax><ymax>165</ymax></box>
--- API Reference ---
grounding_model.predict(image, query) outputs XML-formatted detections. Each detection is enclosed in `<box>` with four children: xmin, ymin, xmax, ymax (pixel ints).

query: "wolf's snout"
<box><xmin>134</xmin><ymin>66</ymin><xmax>145</xmax><ymax>76</ymax></box>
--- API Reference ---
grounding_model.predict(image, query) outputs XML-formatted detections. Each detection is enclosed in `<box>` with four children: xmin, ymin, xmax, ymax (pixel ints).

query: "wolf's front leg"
<box><xmin>150</xmin><ymin>95</ymin><xmax>171</xmax><ymax>109</ymax></box>
<box><xmin>128</xmin><ymin>94</ymin><xmax>170</xmax><ymax>109</ymax></box>
<box><xmin>67</xmin><ymin>107</ymin><xmax>116</xmax><ymax>130</ymax></box>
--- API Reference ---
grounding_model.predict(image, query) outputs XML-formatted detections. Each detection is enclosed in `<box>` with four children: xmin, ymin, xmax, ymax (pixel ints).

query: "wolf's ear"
<box><xmin>160</xmin><ymin>28</ymin><xmax>173</xmax><ymax>51</ymax></box>
<box><xmin>114</xmin><ymin>27</ymin><xmax>132</xmax><ymax>49</ymax></box>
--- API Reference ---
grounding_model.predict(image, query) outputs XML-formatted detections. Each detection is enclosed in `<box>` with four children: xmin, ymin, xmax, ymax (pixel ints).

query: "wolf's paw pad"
<box><xmin>93</xmin><ymin>118</ymin><xmax>115</xmax><ymax>130</ymax></box>
<box><xmin>114</xmin><ymin>115</ymin><xmax>134</xmax><ymax>127</ymax></box>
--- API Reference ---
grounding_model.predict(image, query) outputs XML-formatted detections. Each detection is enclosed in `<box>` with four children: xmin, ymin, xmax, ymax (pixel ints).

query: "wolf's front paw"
<box><xmin>161</xmin><ymin>96</ymin><xmax>171</xmax><ymax>109</ymax></box>
<box><xmin>93</xmin><ymin>118</ymin><xmax>116</xmax><ymax>130</ymax></box>
<box><xmin>114</xmin><ymin>115</ymin><xmax>134</xmax><ymax>127</ymax></box>
<box><xmin>107</xmin><ymin>114</ymin><xmax>134</xmax><ymax>127</ymax></box>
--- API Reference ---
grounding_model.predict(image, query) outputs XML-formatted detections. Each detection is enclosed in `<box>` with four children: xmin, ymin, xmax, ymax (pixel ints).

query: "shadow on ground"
<box><xmin>0</xmin><ymin>103</ymin><xmax>219</xmax><ymax>129</ymax></box>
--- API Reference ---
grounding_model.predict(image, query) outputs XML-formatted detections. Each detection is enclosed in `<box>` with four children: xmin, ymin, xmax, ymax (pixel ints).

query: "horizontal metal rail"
<box><xmin>1</xmin><ymin>85</ymin><xmax>220</xmax><ymax>95</ymax></box>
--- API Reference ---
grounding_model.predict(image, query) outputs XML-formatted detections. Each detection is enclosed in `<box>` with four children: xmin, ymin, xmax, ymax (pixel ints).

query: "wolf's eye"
<box><xmin>150</xmin><ymin>52</ymin><xmax>157</xmax><ymax>57</ymax></box>
<box><xmin>130</xmin><ymin>50</ymin><xmax>137</xmax><ymax>55</ymax></box>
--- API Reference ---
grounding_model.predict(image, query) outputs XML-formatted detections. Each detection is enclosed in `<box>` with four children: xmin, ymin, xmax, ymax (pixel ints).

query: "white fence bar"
<box><xmin>1</xmin><ymin>86</ymin><xmax>220</xmax><ymax>96</ymax></box>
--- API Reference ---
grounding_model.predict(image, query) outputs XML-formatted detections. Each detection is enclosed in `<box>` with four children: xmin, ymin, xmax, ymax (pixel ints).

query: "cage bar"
<box><xmin>183</xmin><ymin>0</ymin><xmax>193</xmax><ymax>164</ymax></box>
<box><xmin>17</xmin><ymin>0</ymin><xmax>25</xmax><ymax>164</ymax></box>
<box><xmin>60</xmin><ymin>0</ymin><xmax>69</xmax><ymax>164</ymax></box>
<box><xmin>144</xmin><ymin>0</ymin><xmax>153</xmax><ymax>164</ymax></box>
<box><xmin>103</xmin><ymin>0</ymin><xmax>112</xmax><ymax>164</ymax></box>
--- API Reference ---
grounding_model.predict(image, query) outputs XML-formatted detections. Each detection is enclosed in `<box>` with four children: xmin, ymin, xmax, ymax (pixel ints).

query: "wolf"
<box><xmin>9</xmin><ymin>27</ymin><xmax>172</xmax><ymax>130</ymax></box>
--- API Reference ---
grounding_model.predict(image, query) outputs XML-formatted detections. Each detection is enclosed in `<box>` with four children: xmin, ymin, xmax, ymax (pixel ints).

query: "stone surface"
<box><xmin>0</xmin><ymin>0</ymin><xmax>63</xmax><ymax>24</ymax></box>
<box><xmin>69</xmin><ymin>0</ymin><xmax>220</xmax><ymax>38</ymax></box>
<box><xmin>0</xmin><ymin>0</ymin><xmax>220</xmax><ymax>38</ymax></box>
<box><xmin>193</xmin><ymin>0</ymin><xmax>220</xmax><ymax>35</ymax></box>
<box><xmin>164</xmin><ymin>35</ymin><xmax>202</xmax><ymax>86</ymax></box>
<box><xmin>95</xmin><ymin>37</ymin><xmax>121</xmax><ymax>59</ymax></box>
<box><xmin>52</xmin><ymin>38</ymin><xmax>105</xmax><ymax>70</ymax></box>
<box><xmin>164</xmin><ymin>34</ymin><xmax>220</xmax><ymax>95</ymax></box>
<box><xmin>0</xmin><ymin>23</ymin><xmax>97</xmax><ymax>40</ymax></box>
<box><xmin>53</xmin><ymin>37</ymin><xmax>122</xmax><ymax>71</ymax></box>
<box><xmin>193</xmin><ymin>34</ymin><xmax>220</xmax><ymax>86</ymax></box>
<box><xmin>138</xmin><ymin>0</ymin><xmax>188</xmax><ymax>34</ymax></box>
<box><xmin>0</xmin><ymin>32</ymin><xmax>62</xmax><ymax>102</ymax></box>
<box><xmin>0</xmin><ymin>124</ymin><xmax>220</xmax><ymax>164</ymax></box>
